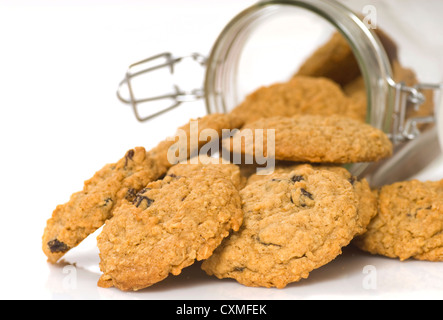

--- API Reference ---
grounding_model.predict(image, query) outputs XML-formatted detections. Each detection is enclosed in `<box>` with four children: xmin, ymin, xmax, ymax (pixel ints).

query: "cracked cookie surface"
<box><xmin>42</xmin><ymin>147</ymin><xmax>166</xmax><ymax>263</ymax></box>
<box><xmin>225</xmin><ymin>115</ymin><xmax>392</xmax><ymax>164</ymax></box>
<box><xmin>228</xmin><ymin>76</ymin><xmax>362</xmax><ymax>127</ymax></box>
<box><xmin>97</xmin><ymin>164</ymin><xmax>243</xmax><ymax>291</ymax></box>
<box><xmin>354</xmin><ymin>179</ymin><xmax>443</xmax><ymax>261</ymax></box>
<box><xmin>166</xmin><ymin>156</ymin><xmax>246</xmax><ymax>190</ymax></box>
<box><xmin>201</xmin><ymin>164</ymin><xmax>360</xmax><ymax>288</ymax></box>
<box><xmin>295</xmin><ymin>30</ymin><xmax>397</xmax><ymax>87</ymax></box>
<box><xmin>246</xmin><ymin>164</ymin><xmax>377</xmax><ymax>236</ymax></box>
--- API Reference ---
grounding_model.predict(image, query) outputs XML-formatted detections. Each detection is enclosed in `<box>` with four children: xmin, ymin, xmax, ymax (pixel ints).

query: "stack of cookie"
<box><xmin>201</xmin><ymin>163</ymin><xmax>379</xmax><ymax>288</ymax></box>
<box><xmin>198</xmin><ymin>32</ymin><xmax>394</xmax><ymax>286</ymax></box>
<box><xmin>42</xmin><ymin>29</ymin><xmax>442</xmax><ymax>292</ymax></box>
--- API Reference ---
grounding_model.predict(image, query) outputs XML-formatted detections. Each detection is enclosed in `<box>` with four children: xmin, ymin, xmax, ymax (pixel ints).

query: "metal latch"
<box><xmin>117</xmin><ymin>52</ymin><xmax>206</xmax><ymax>122</ymax></box>
<box><xmin>389</xmin><ymin>81</ymin><xmax>442</xmax><ymax>143</ymax></box>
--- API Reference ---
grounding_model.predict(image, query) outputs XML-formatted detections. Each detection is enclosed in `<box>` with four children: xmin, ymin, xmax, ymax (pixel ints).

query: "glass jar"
<box><xmin>117</xmin><ymin>0</ymin><xmax>442</xmax><ymax>186</ymax></box>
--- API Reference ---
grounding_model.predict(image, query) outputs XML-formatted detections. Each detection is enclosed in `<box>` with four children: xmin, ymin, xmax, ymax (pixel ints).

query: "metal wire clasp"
<box><xmin>389</xmin><ymin>80</ymin><xmax>442</xmax><ymax>143</ymax></box>
<box><xmin>117</xmin><ymin>52</ymin><xmax>206</xmax><ymax>122</ymax></box>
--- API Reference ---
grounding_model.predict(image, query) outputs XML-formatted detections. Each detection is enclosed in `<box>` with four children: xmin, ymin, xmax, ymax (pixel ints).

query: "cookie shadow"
<box><xmin>135</xmin><ymin>261</ymin><xmax>215</xmax><ymax>293</ymax></box>
<box><xmin>138</xmin><ymin>246</ymin><xmax>376</xmax><ymax>294</ymax></box>
<box><xmin>285</xmin><ymin>245</ymin><xmax>374</xmax><ymax>290</ymax></box>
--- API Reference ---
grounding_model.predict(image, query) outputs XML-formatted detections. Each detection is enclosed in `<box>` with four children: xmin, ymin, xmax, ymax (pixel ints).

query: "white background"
<box><xmin>1</xmin><ymin>0</ymin><xmax>443</xmax><ymax>300</ymax></box>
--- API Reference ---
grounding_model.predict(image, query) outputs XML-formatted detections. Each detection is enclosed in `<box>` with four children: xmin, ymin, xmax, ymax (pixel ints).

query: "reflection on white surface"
<box><xmin>44</xmin><ymin>237</ymin><xmax>443</xmax><ymax>300</ymax></box>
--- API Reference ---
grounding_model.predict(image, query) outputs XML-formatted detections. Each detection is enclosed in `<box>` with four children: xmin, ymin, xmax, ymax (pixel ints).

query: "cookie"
<box><xmin>42</xmin><ymin>147</ymin><xmax>166</xmax><ymax>264</ymax></box>
<box><xmin>201</xmin><ymin>164</ymin><xmax>361</xmax><ymax>288</ymax></box>
<box><xmin>246</xmin><ymin>164</ymin><xmax>377</xmax><ymax>236</ymax></box>
<box><xmin>234</xmin><ymin>160</ymin><xmax>298</xmax><ymax>184</ymax></box>
<box><xmin>323</xmin><ymin>166</ymin><xmax>377</xmax><ymax>235</ymax></box>
<box><xmin>296</xmin><ymin>32</ymin><xmax>361</xmax><ymax>87</ymax></box>
<box><xmin>228</xmin><ymin>76</ymin><xmax>362</xmax><ymax>127</ymax></box>
<box><xmin>43</xmin><ymin>114</ymin><xmax>238</xmax><ymax>263</ymax></box>
<box><xmin>354</xmin><ymin>179</ymin><xmax>443</xmax><ymax>261</ymax></box>
<box><xmin>167</xmin><ymin>155</ymin><xmax>246</xmax><ymax>190</ymax></box>
<box><xmin>224</xmin><ymin>115</ymin><xmax>393</xmax><ymax>164</ymax></box>
<box><xmin>296</xmin><ymin>29</ymin><xmax>397</xmax><ymax>87</ymax></box>
<box><xmin>293</xmin><ymin>27</ymin><xmax>398</xmax><ymax>123</ymax></box>
<box><xmin>97</xmin><ymin>164</ymin><xmax>243</xmax><ymax>291</ymax></box>
<box><xmin>343</xmin><ymin>76</ymin><xmax>367</xmax><ymax>121</ymax></box>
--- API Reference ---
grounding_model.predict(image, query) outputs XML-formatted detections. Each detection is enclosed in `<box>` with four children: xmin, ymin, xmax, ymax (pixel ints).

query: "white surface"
<box><xmin>1</xmin><ymin>0</ymin><xmax>443</xmax><ymax>300</ymax></box>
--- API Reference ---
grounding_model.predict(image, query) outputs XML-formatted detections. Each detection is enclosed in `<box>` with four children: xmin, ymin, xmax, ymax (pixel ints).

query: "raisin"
<box><xmin>126</xmin><ymin>149</ymin><xmax>135</xmax><ymax>160</ymax></box>
<box><xmin>124</xmin><ymin>149</ymin><xmax>135</xmax><ymax>168</ymax></box>
<box><xmin>291</xmin><ymin>175</ymin><xmax>304</xmax><ymax>183</ymax></box>
<box><xmin>291</xmin><ymin>194</ymin><xmax>307</xmax><ymax>207</ymax></box>
<box><xmin>101</xmin><ymin>197</ymin><xmax>113</xmax><ymax>207</ymax></box>
<box><xmin>348</xmin><ymin>176</ymin><xmax>356</xmax><ymax>186</ymax></box>
<box><xmin>125</xmin><ymin>188</ymin><xmax>137</xmax><ymax>201</ymax></box>
<box><xmin>133</xmin><ymin>195</ymin><xmax>154</xmax><ymax>208</ymax></box>
<box><xmin>48</xmin><ymin>239</ymin><xmax>69</xmax><ymax>253</ymax></box>
<box><xmin>300</xmin><ymin>188</ymin><xmax>313</xmax><ymax>200</ymax></box>
<box><xmin>137</xmin><ymin>187</ymin><xmax>150</xmax><ymax>195</ymax></box>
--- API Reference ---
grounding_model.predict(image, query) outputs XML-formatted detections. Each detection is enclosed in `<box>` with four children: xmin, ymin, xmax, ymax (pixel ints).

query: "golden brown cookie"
<box><xmin>296</xmin><ymin>32</ymin><xmax>361</xmax><ymax>87</ymax></box>
<box><xmin>246</xmin><ymin>164</ymin><xmax>377</xmax><ymax>236</ymax></box>
<box><xmin>354</xmin><ymin>179</ymin><xmax>443</xmax><ymax>261</ymax></box>
<box><xmin>224</xmin><ymin>115</ymin><xmax>393</xmax><ymax>164</ymax></box>
<box><xmin>167</xmin><ymin>156</ymin><xmax>246</xmax><ymax>190</ymax></box>
<box><xmin>325</xmin><ymin>166</ymin><xmax>377</xmax><ymax>235</ymax></box>
<box><xmin>228</xmin><ymin>76</ymin><xmax>362</xmax><ymax>127</ymax></box>
<box><xmin>97</xmin><ymin>164</ymin><xmax>243</xmax><ymax>291</ymax></box>
<box><xmin>343</xmin><ymin>76</ymin><xmax>367</xmax><ymax>121</ymax></box>
<box><xmin>42</xmin><ymin>114</ymin><xmax>238</xmax><ymax>264</ymax></box>
<box><xmin>201</xmin><ymin>164</ymin><xmax>361</xmax><ymax>288</ymax></box>
<box><xmin>295</xmin><ymin>29</ymin><xmax>397</xmax><ymax>87</ymax></box>
<box><xmin>42</xmin><ymin>147</ymin><xmax>166</xmax><ymax>264</ymax></box>
<box><xmin>296</xmin><ymin>28</ymin><xmax>398</xmax><ymax>121</ymax></box>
